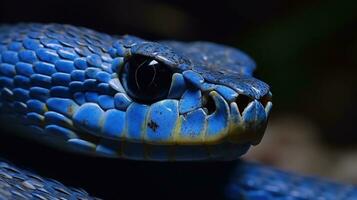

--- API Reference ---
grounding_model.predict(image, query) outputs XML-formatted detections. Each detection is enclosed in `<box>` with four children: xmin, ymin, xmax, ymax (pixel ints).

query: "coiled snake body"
<box><xmin>0</xmin><ymin>24</ymin><xmax>356</xmax><ymax>199</ymax></box>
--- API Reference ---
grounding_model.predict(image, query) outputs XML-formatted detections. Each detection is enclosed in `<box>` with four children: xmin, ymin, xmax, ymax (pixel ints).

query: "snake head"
<box><xmin>0</xmin><ymin>23</ymin><xmax>271</xmax><ymax>161</ymax></box>
<box><xmin>106</xmin><ymin>35</ymin><xmax>272</xmax><ymax>160</ymax></box>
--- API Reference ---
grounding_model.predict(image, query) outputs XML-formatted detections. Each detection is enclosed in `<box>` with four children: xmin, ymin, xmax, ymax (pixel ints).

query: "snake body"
<box><xmin>0</xmin><ymin>23</ymin><xmax>356</xmax><ymax>199</ymax></box>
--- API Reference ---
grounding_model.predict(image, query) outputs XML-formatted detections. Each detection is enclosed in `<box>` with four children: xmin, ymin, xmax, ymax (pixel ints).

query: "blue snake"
<box><xmin>0</xmin><ymin>23</ymin><xmax>356</xmax><ymax>199</ymax></box>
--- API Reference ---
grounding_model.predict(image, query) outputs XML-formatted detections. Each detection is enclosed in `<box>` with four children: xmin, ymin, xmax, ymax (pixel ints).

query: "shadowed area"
<box><xmin>0</xmin><ymin>131</ymin><xmax>236</xmax><ymax>199</ymax></box>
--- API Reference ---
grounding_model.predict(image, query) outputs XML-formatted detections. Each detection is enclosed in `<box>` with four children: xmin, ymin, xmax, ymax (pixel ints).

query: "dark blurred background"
<box><xmin>0</xmin><ymin>0</ymin><xmax>357</xmax><ymax>198</ymax></box>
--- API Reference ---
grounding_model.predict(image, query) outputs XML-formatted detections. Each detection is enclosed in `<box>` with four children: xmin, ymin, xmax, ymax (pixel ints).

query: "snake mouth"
<box><xmin>203</xmin><ymin>91</ymin><xmax>272</xmax><ymax>117</ymax></box>
<box><xmin>194</xmin><ymin>90</ymin><xmax>272</xmax><ymax>145</ymax></box>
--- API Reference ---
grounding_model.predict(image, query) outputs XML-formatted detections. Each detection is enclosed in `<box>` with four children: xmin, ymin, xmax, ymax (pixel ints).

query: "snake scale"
<box><xmin>0</xmin><ymin>23</ymin><xmax>356</xmax><ymax>199</ymax></box>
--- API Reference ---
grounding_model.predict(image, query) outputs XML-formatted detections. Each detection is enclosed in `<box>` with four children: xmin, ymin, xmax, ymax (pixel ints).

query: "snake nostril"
<box><xmin>202</xmin><ymin>93</ymin><xmax>216</xmax><ymax>115</ymax></box>
<box><xmin>236</xmin><ymin>94</ymin><xmax>252</xmax><ymax>114</ymax></box>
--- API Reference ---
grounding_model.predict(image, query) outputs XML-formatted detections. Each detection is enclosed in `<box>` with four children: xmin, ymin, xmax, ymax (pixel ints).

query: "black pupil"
<box><xmin>135</xmin><ymin>59</ymin><xmax>159</xmax><ymax>90</ymax></box>
<box><xmin>122</xmin><ymin>55</ymin><xmax>173</xmax><ymax>103</ymax></box>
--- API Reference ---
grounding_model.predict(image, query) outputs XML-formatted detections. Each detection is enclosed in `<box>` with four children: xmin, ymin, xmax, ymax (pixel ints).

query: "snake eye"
<box><xmin>120</xmin><ymin>55</ymin><xmax>173</xmax><ymax>103</ymax></box>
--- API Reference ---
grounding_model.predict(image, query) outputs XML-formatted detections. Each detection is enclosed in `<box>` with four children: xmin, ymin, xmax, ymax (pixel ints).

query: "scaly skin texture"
<box><xmin>0</xmin><ymin>23</ymin><xmax>272</xmax><ymax>161</ymax></box>
<box><xmin>1</xmin><ymin>160</ymin><xmax>357</xmax><ymax>199</ymax></box>
<box><xmin>0</xmin><ymin>160</ymin><xmax>98</xmax><ymax>200</ymax></box>
<box><xmin>0</xmin><ymin>23</ymin><xmax>356</xmax><ymax>199</ymax></box>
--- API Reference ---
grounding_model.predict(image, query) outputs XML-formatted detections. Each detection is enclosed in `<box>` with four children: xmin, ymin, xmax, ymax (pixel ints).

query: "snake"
<box><xmin>0</xmin><ymin>23</ymin><xmax>356</xmax><ymax>199</ymax></box>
